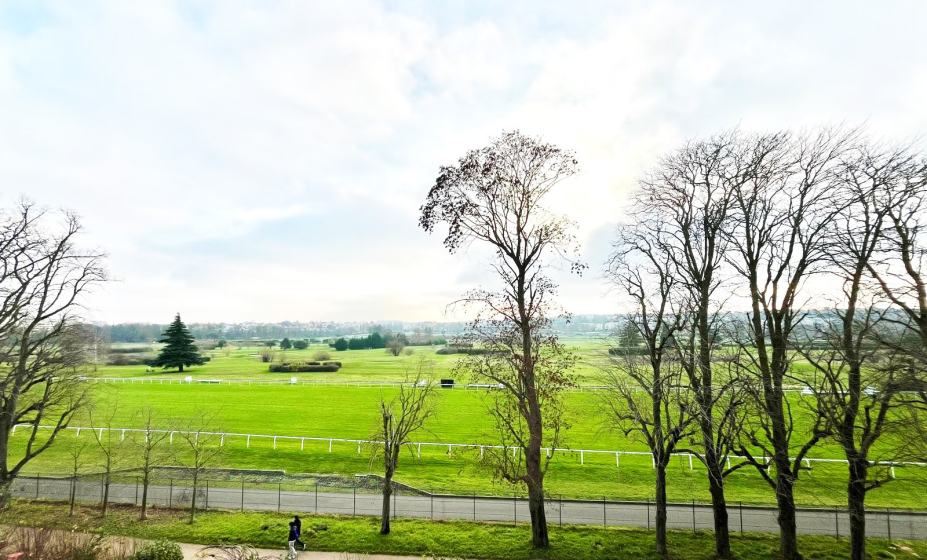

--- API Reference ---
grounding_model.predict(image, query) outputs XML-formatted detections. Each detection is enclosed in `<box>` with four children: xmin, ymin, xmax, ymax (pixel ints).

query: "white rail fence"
<box><xmin>13</xmin><ymin>423</ymin><xmax>926</xmax><ymax>476</ymax></box>
<box><xmin>84</xmin><ymin>377</ymin><xmax>815</xmax><ymax>393</ymax></box>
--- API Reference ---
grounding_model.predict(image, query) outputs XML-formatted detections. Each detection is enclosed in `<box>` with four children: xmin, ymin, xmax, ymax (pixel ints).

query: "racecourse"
<box><xmin>11</xmin><ymin>341</ymin><xmax>927</xmax><ymax>510</ymax></box>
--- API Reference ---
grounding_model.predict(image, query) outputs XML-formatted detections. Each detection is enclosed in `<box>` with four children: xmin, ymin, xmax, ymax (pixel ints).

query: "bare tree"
<box><xmin>387</xmin><ymin>339</ymin><xmax>405</xmax><ymax>357</ymax></box>
<box><xmin>88</xmin><ymin>399</ymin><xmax>127</xmax><ymax>519</ymax></box>
<box><xmin>0</xmin><ymin>202</ymin><xmax>106</xmax><ymax>504</ymax></box>
<box><xmin>725</xmin><ymin>127</ymin><xmax>859</xmax><ymax>560</ymax></box>
<box><xmin>175</xmin><ymin>410</ymin><xmax>223</xmax><ymax>523</ymax></box>
<box><xmin>602</xmin><ymin>228</ymin><xmax>694</xmax><ymax>556</ymax></box>
<box><xmin>795</xmin><ymin>141</ymin><xmax>925</xmax><ymax>560</ymax></box>
<box><xmin>865</xmin><ymin>150</ymin><xmax>927</xmax><ymax>349</ymax></box>
<box><xmin>134</xmin><ymin>407</ymin><xmax>173</xmax><ymax>521</ymax></box>
<box><xmin>67</xmin><ymin>433</ymin><xmax>90</xmax><ymax>517</ymax></box>
<box><xmin>627</xmin><ymin>131</ymin><xmax>748</xmax><ymax>557</ymax></box>
<box><xmin>371</xmin><ymin>359</ymin><xmax>438</xmax><ymax>535</ymax></box>
<box><xmin>420</xmin><ymin>131</ymin><xmax>582</xmax><ymax>548</ymax></box>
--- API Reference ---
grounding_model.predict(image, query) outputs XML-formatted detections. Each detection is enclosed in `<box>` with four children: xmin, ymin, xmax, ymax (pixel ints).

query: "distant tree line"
<box><xmin>100</xmin><ymin>321</ymin><xmax>466</xmax><ymax>343</ymax></box>
<box><xmin>329</xmin><ymin>332</ymin><xmax>447</xmax><ymax>352</ymax></box>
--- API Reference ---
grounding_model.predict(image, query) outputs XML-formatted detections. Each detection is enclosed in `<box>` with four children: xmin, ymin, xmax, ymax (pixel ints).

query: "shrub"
<box><xmin>131</xmin><ymin>541</ymin><xmax>182</xmax><ymax>560</ymax></box>
<box><xmin>108</xmin><ymin>347</ymin><xmax>150</xmax><ymax>354</ymax></box>
<box><xmin>387</xmin><ymin>339</ymin><xmax>404</xmax><ymax>356</ymax></box>
<box><xmin>106</xmin><ymin>354</ymin><xmax>149</xmax><ymax>366</ymax></box>
<box><xmin>608</xmin><ymin>347</ymin><xmax>649</xmax><ymax>356</ymax></box>
<box><xmin>293</xmin><ymin>340</ymin><xmax>309</xmax><ymax>350</ymax></box>
<box><xmin>333</xmin><ymin>338</ymin><xmax>348</xmax><ymax>351</ymax></box>
<box><xmin>269</xmin><ymin>362</ymin><xmax>341</xmax><ymax>373</ymax></box>
<box><xmin>435</xmin><ymin>346</ymin><xmax>491</xmax><ymax>355</ymax></box>
<box><xmin>313</xmin><ymin>351</ymin><xmax>331</xmax><ymax>361</ymax></box>
<box><xmin>322</xmin><ymin>361</ymin><xmax>342</xmax><ymax>367</ymax></box>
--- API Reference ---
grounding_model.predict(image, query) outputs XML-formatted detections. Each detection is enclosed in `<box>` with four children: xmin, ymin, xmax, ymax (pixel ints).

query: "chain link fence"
<box><xmin>11</xmin><ymin>472</ymin><xmax>926</xmax><ymax>540</ymax></box>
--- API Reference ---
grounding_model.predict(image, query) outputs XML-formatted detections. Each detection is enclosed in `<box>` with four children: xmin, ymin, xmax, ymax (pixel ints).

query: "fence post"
<box><xmin>646</xmin><ymin>497</ymin><xmax>650</xmax><ymax>530</ymax></box>
<box><xmin>887</xmin><ymin>508</ymin><xmax>892</xmax><ymax>543</ymax></box>
<box><xmin>169</xmin><ymin>479</ymin><xmax>173</xmax><ymax>508</ymax></box>
<box><xmin>473</xmin><ymin>491</ymin><xmax>476</xmax><ymax>521</ymax></box>
<box><xmin>603</xmin><ymin>496</ymin><xmax>607</xmax><ymax>528</ymax></box>
<box><xmin>315</xmin><ymin>482</ymin><xmax>318</xmax><ymax>513</ymax></box>
<box><xmin>513</xmin><ymin>490</ymin><xmax>517</xmax><ymax>527</ymax></box>
<box><xmin>559</xmin><ymin>494</ymin><xmax>563</xmax><ymax>528</ymax></box>
<box><xmin>36</xmin><ymin>473</ymin><xmax>40</xmax><ymax>499</ymax></box>
<box><xmin>278</xmin><ymin>483</ymin><xmax>281</xmax><ymax>512</ymax></box>
<box><xmin>692</xmin><ymin>498</ymin><xmax>696</xmax><ymax>533</ymax></box>
<box><xmin>740</xmin><ymin>501</ymin><xmax>743</xmax><ymax>534</ymax></box>
<box><xmin>353</xmin><ymin>484</ymin><xmax>356</xmax><ymax>517</ymax></box>
<box><xmin>135</xmin><ymin>478</ymin><xmax>139</xmax><ymax>505</ymax></box>
<box><xmin>393</xmin><ymin>486</ymin><xmax>397</xmax><ymax>519</ymax></box>
<box><xmin>241</xmin><ymin>477</ymin><xmax>244</xmax><ymax>512</ymax></box>
<box><xmin>205</xmin><ymin>480</ymin><xmax>209</xmax><ymax>511</ymax></box>
<box><xmin>100</xmin><ymin>477</ymin><xmax>104</xmax><ymax>504</ymax></box>
<box><xmin>835</xmin><ymin>508</ymin><xmax>839</xmax><ymax>538</ymax></box>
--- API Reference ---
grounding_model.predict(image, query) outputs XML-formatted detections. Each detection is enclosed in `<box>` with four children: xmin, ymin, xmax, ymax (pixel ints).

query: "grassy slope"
<box><xmin>8</xmin><ymin>501</ymin><xmax>926</xmax><ymax>560</ymax></box>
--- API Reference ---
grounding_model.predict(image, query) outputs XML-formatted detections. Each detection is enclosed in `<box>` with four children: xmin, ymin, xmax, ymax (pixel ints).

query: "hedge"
<box><xmin>268</xmin><ymin>362</ymin><xmax>341</xmax><ymax>373</ymax></box>
<box><xmin>435</xmin><ymin>347</ymin><xmax>492</xmax><ymax>355</ymax></box>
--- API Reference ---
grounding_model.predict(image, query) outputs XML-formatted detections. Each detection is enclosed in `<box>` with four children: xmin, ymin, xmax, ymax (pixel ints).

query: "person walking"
<box><xmin>293</xmin><ymin>515</ymin><xmax>306</xmax><ymax>550</ymax></box>
<box><xmin>286</xmin><ymin>521</ymin><xmax>299</xmax><ymax>559</ymax></box>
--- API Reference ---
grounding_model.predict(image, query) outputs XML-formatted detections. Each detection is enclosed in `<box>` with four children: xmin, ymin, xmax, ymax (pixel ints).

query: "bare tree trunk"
<box><xmin>655</xmin><ymin>461</ymin><xmax>668</xmax><ymax>556</ymax></box>
<box><xmin>526</xmin><ymin>470</ymin><xmax>548</xmax><ymax>549</ymax></box>
<box><xmin>69</xmin><ymin>477</ymin><xmax>77</xmax><ymax>516</ymax></box>
<box><xmin>774</xmin><ymin>468</ymin><xmax>800</xmax><ymax>560</ymax></box>
<box><xmin>101</xmin><ymin>478</ymin><xmax>110</xmax><ymax>519</ymax></box>
<box><xmin>189</xmin><ymin>473</ymin><xmax>198</xmax><ymax>523</ymax></box>
<box><xmin>380</xmin><ymin>473</ymin><xmax>392</xmax><ymax>535</ymax></box>
<box><xmin>706</xmin><ymin>457</ymin><xmax>731</xmax><ymax>558</ymax></box>
<box><xmin>848</xmin><ymin>459</ymin><xmax>868</xmax><ymax>560</ymax></box>
<box><xmin>141</xmin><ymin>474</ymin><xmax>149</xmax><ymax>520</ymax></box>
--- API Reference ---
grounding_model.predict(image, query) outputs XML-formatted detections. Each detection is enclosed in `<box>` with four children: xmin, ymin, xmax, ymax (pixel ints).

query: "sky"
<box><xmin>2</xmin><ymin>1</ymin><xmax>926</xmax><ymax>324</ymax></box>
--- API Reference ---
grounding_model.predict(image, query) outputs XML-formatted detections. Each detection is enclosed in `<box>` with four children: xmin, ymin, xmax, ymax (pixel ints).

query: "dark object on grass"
<box><xmin>440</xmin><ymin>379</ymin><xmax>454</xmax><ymax>388</ymax></box>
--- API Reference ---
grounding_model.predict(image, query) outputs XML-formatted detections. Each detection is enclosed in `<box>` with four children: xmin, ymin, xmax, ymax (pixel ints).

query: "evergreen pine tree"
<box><xmin>154</xmin><ymin>314</ymin><xmax>205</xmax><ymax>372</ymax></box>
<box><xmin>280</xmin><ymin>337</ymin><xmax>292</xmax><ymax>350</ymax></box>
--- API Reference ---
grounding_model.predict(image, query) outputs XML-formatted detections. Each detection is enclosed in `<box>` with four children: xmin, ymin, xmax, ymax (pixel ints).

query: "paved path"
<box><xmin>184</xmin><ymin>543</ymin><xmax>432</xmax><ymax>560</ymax></box>
<box><xmin>13</xmin><ymin>476</ymin><xmax>926</xmax><ymax>540</ymax></box>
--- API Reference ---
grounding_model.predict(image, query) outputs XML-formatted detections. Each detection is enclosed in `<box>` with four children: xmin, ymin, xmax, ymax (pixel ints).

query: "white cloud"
<box><xmin>3</xmin><ymin>0</ymin><xmax>926</xmax><ymax>322</ymax></box>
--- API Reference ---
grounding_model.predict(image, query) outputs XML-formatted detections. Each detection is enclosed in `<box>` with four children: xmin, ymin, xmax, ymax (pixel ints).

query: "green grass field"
<box><xmin>10</xmin><ymin>340</ymin><xmax>923</xmax><ymax>511</ymax></box>
<box><xmin>93</xmin><ymin>340</ymin><xmax>613</xmax><ymax>382</ymax></box>
<box><xmin>11</xmin><ymin>378</ymin><xmax>927</xmax><ymax>509</ymax></box>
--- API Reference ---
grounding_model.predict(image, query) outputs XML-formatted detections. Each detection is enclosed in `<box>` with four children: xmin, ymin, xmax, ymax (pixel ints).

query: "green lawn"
<box><xmin>8</xmin><ymin>501</ymin><xmax>926</xmax><ymax>560</ymax></box>
<box><xmin>14</xmin><ymin>340</ymin><xmax>923</xmax><ymax>510</ymax></box>
<box><xmin>12</xmin><ymin>383</ymin><xmax>927</xmax><ymax>509</ymax></box>
<box><xmin>92</xmin><ymin>340</ymin><xmax>612</xmax><ymax>382</ymax></box>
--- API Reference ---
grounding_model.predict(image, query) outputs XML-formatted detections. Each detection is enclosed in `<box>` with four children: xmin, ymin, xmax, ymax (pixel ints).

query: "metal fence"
<box><xmin>11</xmin><ymin>474</ymin><xmax>926</xmax><ymax>540</ymax></box>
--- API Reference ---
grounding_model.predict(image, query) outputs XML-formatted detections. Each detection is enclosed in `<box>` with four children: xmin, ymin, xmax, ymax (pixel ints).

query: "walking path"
<box><xmin>184</xmin><ymin>543</ymin><xmax>430</xmax><ymax>560</ymax></box>
<box><xmin>12</xmin><ymin>476</ymin><xmax>927</xmax><ymax>540</ymax></box>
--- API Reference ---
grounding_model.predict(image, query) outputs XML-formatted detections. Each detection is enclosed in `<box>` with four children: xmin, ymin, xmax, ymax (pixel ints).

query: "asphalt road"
<box><xmin>13</xmin><ymin>476</ymin><xmax>925</xmax><ymax>540</ymax></box>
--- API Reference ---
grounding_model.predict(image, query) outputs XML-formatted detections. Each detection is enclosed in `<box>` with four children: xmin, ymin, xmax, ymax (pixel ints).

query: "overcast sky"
<box><xmin>2</xmin><ymin>1</ymin><xmax>926</xmax><ymax>324</ymax></box>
